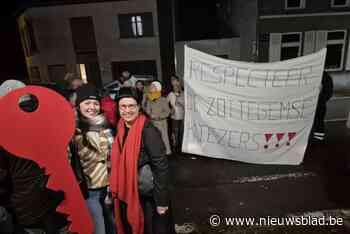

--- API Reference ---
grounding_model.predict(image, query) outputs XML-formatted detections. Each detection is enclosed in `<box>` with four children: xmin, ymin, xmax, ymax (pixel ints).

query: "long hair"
<box><xmin>170</xmin><ymin>75</ymin><xmax>183</xmax><ymax>93</ymax></box>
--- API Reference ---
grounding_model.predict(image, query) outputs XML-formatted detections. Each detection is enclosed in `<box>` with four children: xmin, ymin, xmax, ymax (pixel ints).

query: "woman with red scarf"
<box><xmin>110</xmin><ymin>87</ymin><xmax>175</xmax><ymax>234</ymax></box>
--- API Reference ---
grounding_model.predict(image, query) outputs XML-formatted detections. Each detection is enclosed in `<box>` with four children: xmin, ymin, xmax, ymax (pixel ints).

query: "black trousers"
<box><xmin>313</xmin><ymin>103</ymin><xmax>327</xmax><ymax>134</ymax></box>
<box><xmin>171</xmin><ymin>119</ymin><xmax>184</xmax><ymax>153</ymax></box>
<box><xmin>119</xmin><ymin>196</ymin><xmax>175</xmax><ymax>234</ymax></box>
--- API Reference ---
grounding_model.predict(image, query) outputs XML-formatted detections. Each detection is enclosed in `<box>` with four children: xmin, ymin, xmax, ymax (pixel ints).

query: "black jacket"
<box><xmin>138</xmin><ymin>121</ymin><xmax>170</xmax><ymax>207</ymax></box>
<box><xmin>319</xmin><ymin>72</ymin><xmax>334</xmax><ymax>105</ymax></box>
<box><xmin>0</xmin><ymin>147</ymin><xmax>65</xmax><ymax>227</ymax></box>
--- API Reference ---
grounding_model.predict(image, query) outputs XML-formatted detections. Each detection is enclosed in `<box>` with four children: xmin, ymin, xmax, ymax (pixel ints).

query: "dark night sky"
<box><xmin>177</xmin><ymin>1</ymin><xmax>220</xmax><ymax>41</ymax></box>
<box><xmin>0</xmin><ymin>1</ymin><xmax>28</xmax><ymax>83</ymax></box>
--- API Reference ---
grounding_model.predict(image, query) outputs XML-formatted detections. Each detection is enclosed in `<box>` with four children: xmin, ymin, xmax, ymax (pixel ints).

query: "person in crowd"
<box><xmin>0</xmin><ymin>80</ymin><xmax>67</xmax><ymax>234</ymax></box>
<box><xmin>167</xmin><ymin>75</ymin><xmax>185</xmax><ymax>153</ymax></box>
<box><xmin>110</xmin><ymin>87</ymin><xmax>175</xmax><ymax>234</ymax></box>
<box><xmin>0</xmin><ymin>80</ymin><xmax>29</xmax><ymax>103</ymax></box>
<box><xmin>135</xmin><ymin>80</ymin><xmax>146</xmax><ymax>108</ymax></box>
<box><xmin>63</xmin><ymin>73</ymin><xmax>84</xmax><ymax>106</ymax></box>
<box><xmin>120</xmin><ymin>71</ymin><xmax>138</xmax><ymax>88</ymax></box>
<box><xmin>144</xmin><ymin>81</ymin><xmax>172</xmax><ymax>155</ymax></box>
<box><xmin>312</xmin><ymin>71</ymin><xmax>334</xmax><ymax>143</ymax></box>
<box><xmin>70</xmin><ymin>84</ymin><xmax>116</xmax><ymax>234</ymax></box>
<box><xmin>101</xmin><ymin>95</ymin><xmax>117</xmax><ymax>127</ymax></box>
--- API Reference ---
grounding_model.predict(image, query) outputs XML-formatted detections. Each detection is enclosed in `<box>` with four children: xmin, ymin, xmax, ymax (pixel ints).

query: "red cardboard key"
<box><xmin>0</xmin><ymin>86</ymin><xmax>93</xmax><ymax>234</ymax></box>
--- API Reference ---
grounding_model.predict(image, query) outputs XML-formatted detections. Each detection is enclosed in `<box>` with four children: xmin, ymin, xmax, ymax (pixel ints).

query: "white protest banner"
<box><xmin>182</xmin><ymin>46</ymin><xmax>326</xmax><ymax>165</ymax></box>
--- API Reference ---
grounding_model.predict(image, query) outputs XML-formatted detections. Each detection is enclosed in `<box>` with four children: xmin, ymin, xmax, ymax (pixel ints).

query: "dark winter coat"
<box><xmin>138</xmin><ymin>121</ymin><xmax>170</xmax><ymax>207</ymax></box>
<box><xmin>318</xmin><ymin>71</ymin><xmax>334</xmax><ymax>105</ymax></box>
<box><xmin>118</xmin><ymin>120</ymin><xmax>174</xmax><ymax>234</ymax></box>
<box><xmin>0</xmin><ymin>147</ymin><xmax>64</xmax><ymax>227</ymax></box>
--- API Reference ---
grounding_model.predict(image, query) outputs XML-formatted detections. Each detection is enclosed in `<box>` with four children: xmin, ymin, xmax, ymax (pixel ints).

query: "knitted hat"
<box><xmin>0</xmin><ymin>80</ymin><xmax>31</xmax><ymax>103</ymax></box>
<box><xmin>150</xmin><ymin>81</ymin><xmax>162</xmax><ymax>92</ymax></box>
<box><xmin>0</xmin><ymin>80</ymin><xmax>26</xmax><ymax>97</ymax></box>
<box><xmin>75</xmin><ymin>84</ymin><xmax>100</xmax><ymax>106</ymax></box>
<box><xmin>116</xmin><ymin>87</ymin><xmax>140</xmax><ymax>104</ymax></box>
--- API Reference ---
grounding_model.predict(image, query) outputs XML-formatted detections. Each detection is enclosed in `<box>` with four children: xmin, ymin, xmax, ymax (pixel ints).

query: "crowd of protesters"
<box><xmin>0</xmin><ymin>66</ymin><xmax>336</xmax><ymax>234</ymax></box>
<box><xmin>0</xmin><ymin>70</ymin><xmax>183</xmax><ymax>234</ymax></box>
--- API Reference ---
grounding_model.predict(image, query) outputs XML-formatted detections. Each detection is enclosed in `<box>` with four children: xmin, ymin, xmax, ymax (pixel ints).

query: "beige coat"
<box><xmin>145</xmin><ymin>97</ymin><xmax>172</xmax><ymax>154</ymax></box>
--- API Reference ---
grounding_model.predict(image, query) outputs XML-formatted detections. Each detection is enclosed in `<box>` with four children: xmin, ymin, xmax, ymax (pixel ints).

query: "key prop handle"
<box><xmin>0</xmin><ymin>86</ymin><xmax>94</xmax><ymax>234</ymax></box>
<box><xmin>0</xmin><ymin>86</ymin><xmax>74</xmax><ymax>156</ymax></box>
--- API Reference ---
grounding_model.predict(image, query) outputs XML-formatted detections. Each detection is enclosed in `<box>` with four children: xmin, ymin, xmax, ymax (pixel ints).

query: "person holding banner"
<box><xmin>110</xmin><ymin>87</ymin><xmax>174</xmax><ymax>234</ymax></box>
<box><xmin>312</xmin><ymin>71</ymin><xmax>333</xmax><ymax>143</ymax></box>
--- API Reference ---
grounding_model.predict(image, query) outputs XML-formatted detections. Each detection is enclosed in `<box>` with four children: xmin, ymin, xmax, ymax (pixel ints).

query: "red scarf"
<box><xmin>110</xmin><ymin>114</ymin><xmax>147</xmax><ymax>234</ymax></box>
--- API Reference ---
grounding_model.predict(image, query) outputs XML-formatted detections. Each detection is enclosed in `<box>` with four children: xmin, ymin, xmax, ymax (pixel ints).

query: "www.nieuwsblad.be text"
<box><xmin>209</xmin><ymin>214</ymin><xmax>344</xmax><ymax>227</ymax></box>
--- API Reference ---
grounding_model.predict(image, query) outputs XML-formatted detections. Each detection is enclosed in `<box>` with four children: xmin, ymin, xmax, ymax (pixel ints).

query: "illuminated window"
<box><xmin>119</xmin><ymin>13</ymin><xmax>154</xmax><ymax>38</ymax></box>
<box><xmin>131</xmin><ymin>16</ymin><xmax>143</xmax><ymax>37</ymax></box>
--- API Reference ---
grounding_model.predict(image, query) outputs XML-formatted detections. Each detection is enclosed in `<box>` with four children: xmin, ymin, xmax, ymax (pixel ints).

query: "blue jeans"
<box><xmin>86</xmin><ymin>188</ymin><xmax>115</xmax><ymax>234</ymax></box>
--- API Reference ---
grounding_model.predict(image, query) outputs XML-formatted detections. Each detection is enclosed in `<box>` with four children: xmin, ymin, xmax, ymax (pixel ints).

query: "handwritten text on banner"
<box><xmin>182</xmin><ymin>46</ymin><xmax>326</xmax><ymax>165</ymax></box>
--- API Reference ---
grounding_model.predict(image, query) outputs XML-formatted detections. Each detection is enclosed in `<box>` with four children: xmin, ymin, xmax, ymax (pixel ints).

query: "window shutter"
<box><xmin>118</xmin><ymin>14</ymin><xmax>133</xmax><ymax>38</ymax></box>
<box><xmin>315</xmin><ymin>31</ymin><xmax>327</xmax><ymax>51</ymax></box>
<box><xmin>303</xmin><ymin>31</ymin><xmax>315</xmax><ymax>55</ymax></box>
<box><xmin>269</xmin><ymin>33</ymin><xmax>281</xmax><ymax>62</ymax></box>
<box><xmin>70</xmin><ymin>17</ymin><xmax>97</xmax><ymax>52</ymax></box>
<box><xmin>142</xmin><ymin>13</ymin><xmax>154</xmax><ymax>37</ymax></box>
<box><xmin>27</xmin><ymin>20</ymin><xmax>38</xmax><ymax>53</ymax></box>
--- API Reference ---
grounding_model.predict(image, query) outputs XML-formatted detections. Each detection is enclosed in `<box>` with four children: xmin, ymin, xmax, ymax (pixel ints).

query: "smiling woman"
<box><xmin>110</xmin><ymin>86</ymin><xmax>175</xmax><ymax>234</ymax></box>
<box><xmin>70</xmin><ymin>84</ymin><xmax>116</xmax><ymax>234</ymax></box>
<box><xmin>79</xmin><ymin>99</ymin><xmax>101</xmax><ymax>119</ymax></box>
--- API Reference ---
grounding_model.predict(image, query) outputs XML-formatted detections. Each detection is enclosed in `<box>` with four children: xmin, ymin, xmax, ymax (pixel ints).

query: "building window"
<box><xmin>48</xmin><ymin>65</ymin><xmax>66</xmax><ymax>84</ymax></box>
<box><xmin>331</xmin><ymin>0</ymin><xmax>349</xmax><ymax>7</ymax></box>
<box><xmin>119</xmin><ymin>13</ymin><xmax>154</xmax><ymax>38</ymax></box>
<box><xmin>131</xmin><ymin>16</ymin><xmax>143</xmax><ymax>37</ymax></box>
<box><xmin>325</xmin><ymin>30</ymin><xmax>346</xmax><ymax>70</ymax></box>
<box><xmin>285</xmin><ymin>0</ymin><xmax>305</xmax><ymax>9</ymax></box>
<box><xmin>281</xmin><ymin>33</ymin><xmax>302</xmax><ymax>60</ymax></box>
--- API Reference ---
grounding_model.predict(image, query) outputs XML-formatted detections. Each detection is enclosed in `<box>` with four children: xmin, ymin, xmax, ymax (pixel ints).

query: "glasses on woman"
<box><xmin>119</xmin><ymin>104</ymin><xmax>138</xmax><ymax>111</ymax></box>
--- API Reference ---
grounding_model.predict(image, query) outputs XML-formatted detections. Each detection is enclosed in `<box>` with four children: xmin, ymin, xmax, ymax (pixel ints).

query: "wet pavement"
<box><xmin>169</xmin><ymin>121</ymin><xmax>350</xmax><ymax>233</ymax></box>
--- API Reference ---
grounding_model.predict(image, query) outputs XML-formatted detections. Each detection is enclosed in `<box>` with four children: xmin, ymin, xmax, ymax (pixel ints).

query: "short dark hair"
<box><xmin>135</xmin><ymin>80</ymin><xmax>144</xmax><ymax>86</ymax></box>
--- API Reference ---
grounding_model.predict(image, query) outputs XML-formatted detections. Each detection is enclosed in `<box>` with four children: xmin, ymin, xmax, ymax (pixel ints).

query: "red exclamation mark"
<box><xmin>264</xmin><ymin>133</ymin><xmax>273</xmax><ymax>149</ymax></box>
<box><xmin>287</xmin><ymin>132</ymin><xmax>296</xmax><ymax>146</ymax></box>
<box><xmin>276</xmin><ymin>133</ymin><xmax>285</xmax><ymax>147</ymax></box>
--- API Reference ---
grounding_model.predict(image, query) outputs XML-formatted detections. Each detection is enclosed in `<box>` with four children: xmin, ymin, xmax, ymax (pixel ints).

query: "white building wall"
<box><xmin>19</xmin><ymin>0</ymin><xmax>162</xmax><ymax>85</ymax></box>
